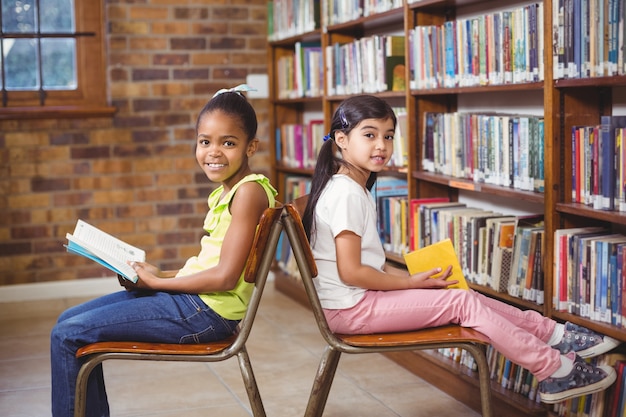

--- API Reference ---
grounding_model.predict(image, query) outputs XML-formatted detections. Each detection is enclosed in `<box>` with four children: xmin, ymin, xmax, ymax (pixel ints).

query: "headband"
<box><xmin>212</xmin><ymin>84</ymin><xmax>257</xmax><ymax>98</ymax></box>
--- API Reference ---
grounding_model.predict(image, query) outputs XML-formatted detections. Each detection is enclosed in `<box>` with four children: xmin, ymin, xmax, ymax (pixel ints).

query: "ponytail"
<box><xmin>303</xmin><ymin>139</ymin><xmax>337</xmax><ymax>240</ymax></box>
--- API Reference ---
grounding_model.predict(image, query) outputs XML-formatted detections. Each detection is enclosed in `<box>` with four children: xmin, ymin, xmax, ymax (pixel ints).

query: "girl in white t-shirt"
<box><xmin>302</xmin><ymin>94</ymin><xmax>618</xmax><ymax>405</ymax></box>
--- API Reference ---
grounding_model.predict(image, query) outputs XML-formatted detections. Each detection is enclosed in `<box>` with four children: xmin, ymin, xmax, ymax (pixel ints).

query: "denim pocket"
<box><xmin>178</xmin><ymin>294</ymin><xmax>239</xmax><ymax>343</ymax></box>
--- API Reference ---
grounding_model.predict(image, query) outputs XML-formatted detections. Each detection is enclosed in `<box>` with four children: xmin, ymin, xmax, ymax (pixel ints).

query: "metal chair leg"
<box><xmin>463</xmin><ymin>344</ymin><xmax>493</xmax><ymax>417</ymax></box>
<box><xmin>74</xmin><ymin>354</ymin><xmax>107</xmax><ymax>417</ymax></box>
<box><xmin>237</xmin><ymin>346</ymin><xmax>266</xmax><ymax>417</ymax></box>
<box><xmin>304</xmin><ymin>346</ymin><xmax>341</xmax><ymax>417</ymax></box>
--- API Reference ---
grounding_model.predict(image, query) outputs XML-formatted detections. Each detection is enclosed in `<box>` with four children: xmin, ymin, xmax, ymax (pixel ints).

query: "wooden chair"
<box><xmin>281</xmin><ymin>197</ymin><xmax>493</xmax><ymax>417</ymax></box>
<box><xmin>73</xmin><ymin>205</ymin><xmax>284</xmax><ymax>417</ymax></box>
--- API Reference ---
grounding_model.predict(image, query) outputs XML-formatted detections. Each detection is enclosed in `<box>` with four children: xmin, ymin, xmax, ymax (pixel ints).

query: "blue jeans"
<box><xmin>50</xmin><ymin>290</ymin><xmax>240</xmax><ymax>417</ymax></box>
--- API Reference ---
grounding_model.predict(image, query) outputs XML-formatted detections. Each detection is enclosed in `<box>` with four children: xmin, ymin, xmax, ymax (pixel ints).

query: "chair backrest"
<box><xmin>244</xmin><ymin>203</ymin><xmax>284</xmax><ymax>283</ymax></box>
<box><xmin>228</xmin><ymin>204</ymin><xmax>284</xmax><ymax>352</ymax></box>
<box><xmin>282</xmin><ymin>197</ymin><xmax>347</xmax><ymax>348</ymax></box>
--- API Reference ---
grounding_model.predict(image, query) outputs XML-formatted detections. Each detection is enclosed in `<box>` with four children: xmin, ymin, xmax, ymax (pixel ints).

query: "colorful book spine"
<box><xmin>553</xmin><ymin>0</ymin><xmax>626</xmax><ymax>78</ymax></box>
<box><xmin>409</xmin><ymin>4</ymin><xmax>542</xmax><ymax>89</ymax></box>
<box><xmin>421</xmin><ymin>112</ymin><xmax>544</xmax><ymax>193</ymax></box>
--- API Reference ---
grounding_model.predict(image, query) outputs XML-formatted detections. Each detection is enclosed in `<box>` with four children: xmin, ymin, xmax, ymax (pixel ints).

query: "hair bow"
<box><xmin>212</xmin><ymin>84</ymin><xmax>257</xmax><ymax>98</ymax></box>
<box><xmin>339</xmin><ymin>108</ymin><xmax>349</xmax><ymax>128</ymax></box>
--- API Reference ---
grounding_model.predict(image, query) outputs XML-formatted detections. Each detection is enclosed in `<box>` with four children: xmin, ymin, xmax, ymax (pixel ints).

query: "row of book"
<box><xmin>285</xmin><ymin>176</ymin><xmax>312</xmax><ymax>200</ymax></box>
<box><xmin>420</xmin><ymin>203</ymin><xmax>544</xmax><ymax>304</ymax></box>
<box><xmin>552</xmin><ymin>0</ymin><xmax>626</xmax><ymax>80</ymax></box>
<box><xmin>376</xmin><ymin>190</ymin><xmax>546</xmax><ymax>304</ymax></box>
<box><xmin>554</xmin><ymin>227</ymin><xmax>626</xmax><ymax>328</ymax></box>
<box><xmin>507</xmin><ymin>216</ymin><xmax>545</xmax><ymax>303</ymax></box>
<box><xmin>276</xmin><ymin>119</ymin><xmax>324</xmax><ymax>169</ymax></box>
<box><xmin>275</xmin><ymin>177</ymin><xmax>311</xmax><ymax>278</ymax></box>
<box><xmin>571</xmin><ymin>115</ymin><xmax>626</xmax><ymax>212</ymax></box>
<box><xmin>275</xmin><ymin>107</ymin><xmax>407</xmax><ymax>169</ymax></box>
<box><xmin>269</xmin><ymin>0</ymin><xmax>626</xmax><ymax>82</ymax></box>
<box><xmin>422</xmin><ymin>112</ymin><xmax>545</xmax><ymax>193</ymax></box>
<box><xmin>267</xmin><ymin>0</ymin><xmax>320</xmax><ymax>41</ymax></box>
<box><xmin>325</xmin><ymin>34</ymin><xmax>406</xmax><ymax>96</ymax></box>
<box><xmin>322</xmin><ymin>0</ymin><xmax>402</xmax><ymax>26</ymax></box>
<box><xmin>275</xmin><ymin>42</ymin><xmax>324</xmax><ymax>99</ymax></box>
<box><xmin>488</xmin><ymin>346</ymin><xmax>541</xmax><ymax>403</ymax></box>
<box><xmin>436</xmin><ymin>345</ymin><xmax>541</xmax><ymax>403</ymax></box>
<box><xmin>604</xmin><ymin>357</ymin><xmax>626</xmax><ymax>417</ymax></box>
<box><xmin>267</xmin><ymin>0</ymin><xmax>406</xmax><ymax>40</ymax></box>
<box><xmin>408</xmin><ymin>3</ymin><xmax>544</xmax><ymax>90</ymax></box>
<box><xmin>373</xmin><ymin>177</ymin><xmax>409</xmax><ymax>254</ymax></box>
<box><xmin>390</xmin><ymin>109</ymin><xmax>408</xmax><ymax>168</ymax></box>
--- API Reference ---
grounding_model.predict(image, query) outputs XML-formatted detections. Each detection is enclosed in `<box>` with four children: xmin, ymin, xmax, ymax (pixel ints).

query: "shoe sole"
<box><xmin>576</xmin><ymin>337</ymin><xmax>621</xmax><ymax>358</ymax></box>
<box><xmin>539</xmin><ymin>366</ymin><xmax>617</xmax><ymax>404</ymax></box>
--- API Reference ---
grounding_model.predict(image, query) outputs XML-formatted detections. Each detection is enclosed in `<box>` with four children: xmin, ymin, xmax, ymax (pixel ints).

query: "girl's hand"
<box><xmin>407</xmin><ymin>265</ymin><xmax>457</xmax><ymax>289</ymax></box>
<box><xmin>130</xmin><ymin>261</ymin><xmax>162</xmax><ymax>277</ymax></box>
<box><xmin>116</xmin><ymin>274</ymin><xmax>136</xmax><ymax>291</ymax></box>
<box><xmin>126</xmin><ymin>261</ymin><xmax>162</xmax><ymax>290</ymax></box>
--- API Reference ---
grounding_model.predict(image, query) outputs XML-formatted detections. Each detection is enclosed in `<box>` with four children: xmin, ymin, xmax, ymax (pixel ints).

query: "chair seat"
<box><xmin>76</xmin><ymin>335</ymin><xmax>237</xmax><ymax>357</ymax></box>
<box><xmin>338</xmin><ymin>325</ymin><xmax>491</xmax><ymax>348</ymax></box>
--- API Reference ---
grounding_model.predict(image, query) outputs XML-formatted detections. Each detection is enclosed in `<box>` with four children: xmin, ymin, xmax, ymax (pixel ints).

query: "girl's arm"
<box><xmin>335</xmin><ymin>231</ymin><xmax>456</xmax><ymax>290</ymax></box>
<box><xmin>130</xmin><ymin>182</ymin><xmax>270</xmax><ymax>293</ymax></box>
<box><xmin>383</xmin><ymin>263</ymin><xmax>409</xmax><ymax>276</ymax></box>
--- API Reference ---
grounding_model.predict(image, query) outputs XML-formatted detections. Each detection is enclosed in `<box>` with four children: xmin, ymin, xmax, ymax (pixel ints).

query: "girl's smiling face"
<box><xmin>335</xmin><ymin>117</ymin><xmax>395</xmax><ymax>186</ymax></box>
<box><xmin>195</xmin><ymin>110</ymin><xmax>257</xmax><ymax>191</ymax></box>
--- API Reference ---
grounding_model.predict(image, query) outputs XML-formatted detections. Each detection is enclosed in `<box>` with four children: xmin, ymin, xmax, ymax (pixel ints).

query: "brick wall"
<box><xmin>0</xmin><ymin>0</ymin><xmax>271</xmax><ymax>285</ymax></box>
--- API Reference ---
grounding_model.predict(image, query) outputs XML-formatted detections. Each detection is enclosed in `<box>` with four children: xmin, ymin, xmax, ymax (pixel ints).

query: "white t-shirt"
<box><xmin>311</xmin><ymin>174</ymin><xmax>386</xmax><ymax>309</ymax></box>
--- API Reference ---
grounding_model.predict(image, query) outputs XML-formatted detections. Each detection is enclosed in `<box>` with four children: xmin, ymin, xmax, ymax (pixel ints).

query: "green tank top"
<box><xmin>176</xmin><ymin>174</ymin><xmax>277</xmax><ymax>320</ymax></box>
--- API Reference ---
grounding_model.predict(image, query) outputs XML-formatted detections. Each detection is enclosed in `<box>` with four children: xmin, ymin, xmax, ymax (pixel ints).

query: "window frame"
<box><xmin>0</xmin><ymin>0</ymin><xmax>114</xmax><ymax>119</ymax></box>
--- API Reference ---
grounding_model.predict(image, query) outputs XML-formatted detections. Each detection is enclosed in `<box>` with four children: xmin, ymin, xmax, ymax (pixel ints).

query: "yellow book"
<box><xmin>403</xmin><ymin>238</ymin><xmax>469</xmax><ymax>290</ymax></box>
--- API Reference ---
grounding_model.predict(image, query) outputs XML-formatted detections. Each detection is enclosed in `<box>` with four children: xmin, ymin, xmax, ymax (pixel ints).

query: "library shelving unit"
<box><xmin>267</xmin><ymin>1</ymin><xmax>626</xmax><ymax>416</ymax></box>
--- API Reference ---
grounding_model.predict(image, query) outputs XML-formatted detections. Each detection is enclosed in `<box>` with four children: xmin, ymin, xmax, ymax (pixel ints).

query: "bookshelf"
<box><xmin>268</xmin><ymin>0</ymin><xmax>626</xmax><ymax>415</ymax></box>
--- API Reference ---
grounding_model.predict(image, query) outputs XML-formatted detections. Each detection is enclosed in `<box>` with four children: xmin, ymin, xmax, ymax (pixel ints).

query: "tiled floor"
<box><xmin>0</xmin><ymin>277</ymin><xmax>480</xmax><ymax>417</ymax></box>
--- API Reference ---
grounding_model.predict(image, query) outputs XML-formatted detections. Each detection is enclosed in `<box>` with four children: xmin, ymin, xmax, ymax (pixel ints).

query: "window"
<box><xmin>0</xmin><ymin>0</ymin><xmax>112</xmax><ymax>118</ymax></box>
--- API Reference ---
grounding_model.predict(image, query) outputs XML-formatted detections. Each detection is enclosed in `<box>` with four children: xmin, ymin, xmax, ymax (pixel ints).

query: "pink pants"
<box><xmin>323</xmin><ymin>289</ymin><xmax>561</xmax><ymax>381</ymax></box>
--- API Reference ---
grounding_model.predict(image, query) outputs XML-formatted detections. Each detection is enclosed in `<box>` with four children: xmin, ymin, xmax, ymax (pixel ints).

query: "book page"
<box><xmin>66</xmin><ymin>220</ymin><xmax>145</xmax><ymax>282</ymax></box>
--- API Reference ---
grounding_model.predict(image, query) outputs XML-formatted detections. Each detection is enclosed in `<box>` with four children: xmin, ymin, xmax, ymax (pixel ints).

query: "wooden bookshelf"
<box><xmin>268</xmin><ymin>0</ymin><xmax>626</xmax><ymax>415</ymax></box>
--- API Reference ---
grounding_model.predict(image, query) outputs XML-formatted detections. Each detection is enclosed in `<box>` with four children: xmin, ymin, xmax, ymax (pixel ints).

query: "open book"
<box><xmin>403</xmin><ymin>238</ymin><xmax>469</xmax><ymax>290</ymax></box>
<box><xmin>65</xmin><ymin>220</ymin><xmax>145</xmax><ymax>283</ymax></box>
